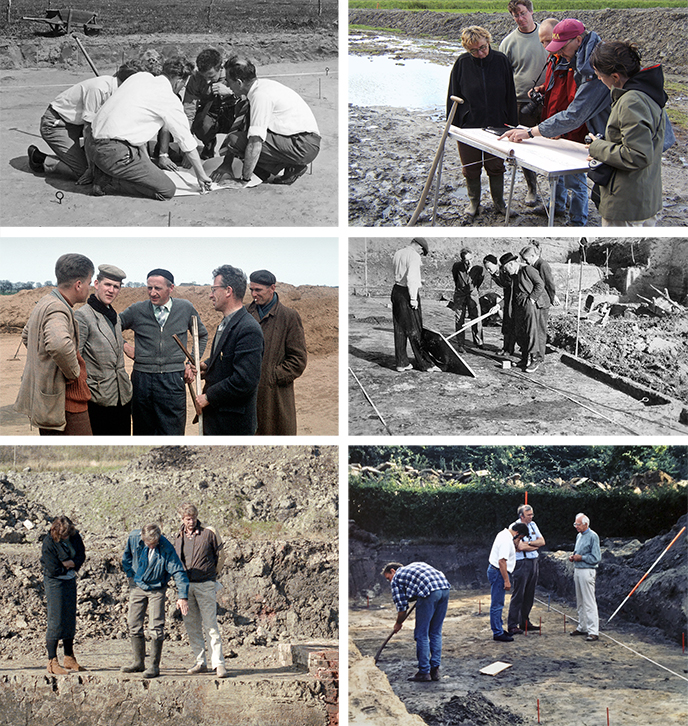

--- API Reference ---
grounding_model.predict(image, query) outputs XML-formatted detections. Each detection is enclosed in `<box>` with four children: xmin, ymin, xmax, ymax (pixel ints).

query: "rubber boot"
<box><xmin>63</xmin><ymin>654</ymin><xmax>86</xmax><ymax>672</ymax></box>
<box><xmin>523</xmin><ymin>168</ymin><xmax>540</xmax><ymax>206</ymax></box>
<box><xmin>143</xmin><ymin>639</ymin><xmax>163</xmax><ymax>679</ymax></box>
<box><xmin>489</xmin><ymin>174</ymin><xmax>508</xmax><ymax>216</ymax></box>
<box><xmin>121</xmin><ymin>636</ymin><xmax>146</xmax><ymax>673</ymax></box>
<box><xmin>464</xmin><ymin>177</ymin><xmax>481</xmax><ymax>218</ymax></box>
<box><xmin>47</xmin><ymin>658</ymin><xmax>68</xmax><ymax>675</ymax></box>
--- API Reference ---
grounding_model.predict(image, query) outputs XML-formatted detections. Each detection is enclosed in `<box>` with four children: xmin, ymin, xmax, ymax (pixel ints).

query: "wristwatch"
<box><xmin>527</xmin><ymin>128</ymin><xmax>534</xmax><ymax>138</ymax></box>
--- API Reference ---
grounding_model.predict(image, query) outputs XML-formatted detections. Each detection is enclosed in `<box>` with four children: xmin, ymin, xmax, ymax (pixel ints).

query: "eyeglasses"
<box><xmin>467</xmin><ymin>44</ymin><xmax>489</xmax><ymax>56</ymax></box>
<box><xmin>210</xmin><ymin>285</ymin><xmax>227</xmax><ymax>292</ymax></box>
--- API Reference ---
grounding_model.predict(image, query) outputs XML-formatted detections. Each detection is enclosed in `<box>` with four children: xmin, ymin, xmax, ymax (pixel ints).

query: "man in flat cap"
<box><xmin>196</xmin><ymin>265</ymin><xmax>263</xmax><ymax>435</ymax></box>
<box><xmin>246</xmin><ymin>270</ymin><xmax>307</xmax><ymax>436</ymax></box>
<box><xmin>75</xmin><ymin>264</ymin><xmax>133</xmax><ymax>435</ymax></box>
<box><xmin>120</xmin><ymin>269</ymin><xmax>208</xmax><ymax>435</ymax></box>
<box><xmin>391</xmin><ymin>238</ymin><xmax>440</xmax><ymax>373</ymax></box>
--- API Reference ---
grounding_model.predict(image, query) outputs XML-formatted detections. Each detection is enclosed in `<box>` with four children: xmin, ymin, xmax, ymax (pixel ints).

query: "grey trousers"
<box><xmin>224</xmin><ymin>129</ymin><xmax>320</xmax><ymax>176</ymax></box>
<box><xmin>39</xmin><ymin>105</ymin><xmax>87</xmax><ymax>179</ymax></box>
<box><xmin>128</xmin><ymin>585</ymin><xmax>167</xmax><ymax>640</ymax></box>
<box><xmin>183</xmin><ymin>581</ymin><xmax>225</xmax><ymax>668</ymax></box>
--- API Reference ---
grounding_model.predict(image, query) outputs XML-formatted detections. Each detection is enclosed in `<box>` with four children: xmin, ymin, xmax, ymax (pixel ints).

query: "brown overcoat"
<box><xmin>14</xmin><ymin>290</ymin><xmax>81</xmax><ymax>430</ymax></box>
<box><xmin>247</xmin><ymin>297</ymin><xmax>307</xmax><ymax>435</ymax></box>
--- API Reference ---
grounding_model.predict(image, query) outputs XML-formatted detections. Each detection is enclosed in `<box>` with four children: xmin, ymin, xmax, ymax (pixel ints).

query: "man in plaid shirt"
<box><xmin>383</xmin><ymin>561</ymin><xmax>451</xmax><ymax>682</ymax></box>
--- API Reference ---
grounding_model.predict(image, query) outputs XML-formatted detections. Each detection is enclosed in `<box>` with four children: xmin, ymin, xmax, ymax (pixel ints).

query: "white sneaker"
<box><xmin>396</xmin><ymin>364</ymin><xmax>413</xmax><ymax>372</ymax></box>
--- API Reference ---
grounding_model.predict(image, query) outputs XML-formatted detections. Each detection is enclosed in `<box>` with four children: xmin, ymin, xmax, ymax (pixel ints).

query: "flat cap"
<box><xmin>98</xmin><ymin>264</ymin><xmax>126</xmax><ymax>282</ymax></box>
<box><xmin>147</xmin><ymin>268</ymin><xmax>174</xmax><ymax>284</ymax></box>
<box><xmin>249</xmin><ymin>269</ymin><xmax>277</xmax><ymax>286</ymax></box>
<box><xmin>412</xmin><ymin>237</ymin><xmax>429</xmax><ymax>256</ymax></box>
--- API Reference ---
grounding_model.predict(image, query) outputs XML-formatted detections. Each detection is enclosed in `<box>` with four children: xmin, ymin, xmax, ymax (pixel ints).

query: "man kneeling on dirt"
<box><xmin>121</xmin><ymin>524</ymin><xmax>189</xmax><ymax>678</ymax></box>
<box><xmin>383</xmin><ymin>562</ymin><xmax>451</xmax><ymax>682</ymax></box>
<box><xmin>173</xmin><ymin>503</ymin><xmax>228</xmax><ymax>678</ymax></box>
<box><xmin>211</xmin><ymin>56</ymin><xmax>321</xmax><ymax>186</ymax></box>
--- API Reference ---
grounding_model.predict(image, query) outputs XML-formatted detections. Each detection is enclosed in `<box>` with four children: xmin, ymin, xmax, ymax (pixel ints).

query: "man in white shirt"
<box><xmin>391</xmin><ymin>238</ymin><xmax>439</xmax><ymax>373</ymax></box>
<box><xmin>90</xmin><ymin>57</ymin><xmax>212</xmax><ymax>200</ymax></box>
<box><xmin>27</xmin><ymin>63</ymin><xmax>140</xmax><ymax>182</ymax></box>
<box><xmin>487</xmin><ymin>522</ymin><xmax>530</xmax><ymax>641</ymax></box>
<box><xmin>211</xmin><ymin>56</ymin><xmax>321</xmax><ymax>186</ymax></box>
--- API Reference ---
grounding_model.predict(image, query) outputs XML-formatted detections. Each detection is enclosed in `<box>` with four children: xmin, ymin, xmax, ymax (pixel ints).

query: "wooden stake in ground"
<box><xmin>407</xmin><ymin>95</ymin><xmax>464</xmax><ymax>226</ymax></box>
<box><xmin>71</xmin><ymin>33</ymin><xmax>99</xmax><ymax>76</ymax></box>
<box><xmin>192</xmin><ymin>316</ymin><xmax>203</xmax><ymax>436</ymax></box>
<box><xmin>575</xmin><ymin>238</ymin><xmax>587</xmax><ymax>357</ymax></box>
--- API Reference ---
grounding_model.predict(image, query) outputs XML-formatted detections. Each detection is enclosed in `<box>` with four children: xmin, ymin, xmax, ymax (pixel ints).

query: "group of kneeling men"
<box><xmin>27</xmin><ymin>48</ymin><xmax>321</xmax><ymax>199</ymax></box>
<box><xmin>15</xmin><ymin>253</ymin><xmax>307</xmax><ymax>436</ymax></box>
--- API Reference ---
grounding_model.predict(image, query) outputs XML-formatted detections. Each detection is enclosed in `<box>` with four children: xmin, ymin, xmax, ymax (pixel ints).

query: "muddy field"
<box><xmin>349</xmin><ymin>515</ymin><xmax>688</xmax><ymax>726</ymax></box>
<box><xmin>0</xmin><ymin>446</ymin><xmax>339</xmax><ymax>725</ymax></box>
<box><xmin>348</xmin><ymin>8</ymin><xmax>688</xmax><ymax>227</ymax></box>
<box><xmin>0</xmin><ymin>29</ymin><xmax>338</xmax><ymax>227</ymax></box>
<box><xmin>0</xmin><ymin>281</ymin><xmax>338</xmax><ymax>436</ymax></box>
<box><xmin>348</xmin><ymin>238</ymin><xmax>687</xmax><ymax>436</ymax></box>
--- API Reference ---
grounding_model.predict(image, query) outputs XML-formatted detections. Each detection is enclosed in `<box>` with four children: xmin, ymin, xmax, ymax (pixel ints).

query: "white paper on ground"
<box><xmin>479</xmin><ymin>661</ymin><xmax>513</xmax><ymax>676</ymax></box>
<box><xmin>165</xmin><ymin>158</ymin><xmax>261</xmax><ymax>196</ymax></box>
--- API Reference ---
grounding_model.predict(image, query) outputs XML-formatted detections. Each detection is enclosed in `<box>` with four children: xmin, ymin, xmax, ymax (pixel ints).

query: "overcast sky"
<box><xmin>0</xmin><ymin>237</ymin><xmax>339</xmax><ymax>286</ymax></box>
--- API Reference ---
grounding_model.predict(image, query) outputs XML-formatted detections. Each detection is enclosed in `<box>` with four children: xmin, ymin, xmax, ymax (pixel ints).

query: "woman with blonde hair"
<box><xmin>41</xmin><ymin>516</ymin><xmax>86</xmax><ymax>674</ymax></box>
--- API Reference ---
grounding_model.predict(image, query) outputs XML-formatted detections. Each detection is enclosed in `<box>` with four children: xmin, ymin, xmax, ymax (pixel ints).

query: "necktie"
<box><xmin>154</xmin><ymin>305</ymin><xmax>168</xmax><ymax>328</ymax></box>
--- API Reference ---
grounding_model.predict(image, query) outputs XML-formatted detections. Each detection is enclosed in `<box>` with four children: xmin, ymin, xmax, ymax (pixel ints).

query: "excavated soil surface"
<box><xmin>348</xmin><ymin>9</ymin><xmax>688</xmax><ymax>227</ymax></box>
<box><xmin>349</xmin><ymin>516</ymin><xmax>688</xmax><ymax>726</ymax></box>
<box><xmin>0</xmin><ymin>282</ymin><xmax>338</xmax><ymax>436</ymax></box>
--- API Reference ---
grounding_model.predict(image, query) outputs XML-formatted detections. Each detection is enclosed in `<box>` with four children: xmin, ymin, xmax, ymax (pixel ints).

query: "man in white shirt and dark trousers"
<box><xmin>507</xmin><ymin>504</ymin><xmax>545</xmax><ymax>634</ymax></box>
<box><xmin>487</xmin><ymin>522</ymin><xmax>530</xmax><ymax>641</ymax></box>
<box><xmin>391</xmin><ymin>238</ymin><xmax>440</xmax><ymax>374</ymax></box>
<box><xmin>211</xmin><ymin>56</ymin><xmax>321</xmax><ymax>186</ymax></box>
<box><xmin>90</xmin><ymin>57</ymin><xmax>212</xmax><ymax>199</ymax></box>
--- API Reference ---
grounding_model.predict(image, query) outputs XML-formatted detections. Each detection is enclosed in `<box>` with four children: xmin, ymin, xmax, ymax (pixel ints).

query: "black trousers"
<box><xmin>391</xmin><ymin>284</ymin><xmax>433</xmax><ymax>370</ymax></box>
<box><xmin>507</xmin><ymin>557</ymin><xmax>539</xmax><ymax>630</ymax></box>
<box><xmin>131</xmin><ymin>370</ymin><xmax>186</xmax><ymax>436</ymax></box>
<box><xmin>515</xmin><ymin>298</ymin><xmax>538</xmax><ymax>366</ymax></box>
<box><xmin>88</xmin><ymin>400</ymin><xmax>132</xmax><ymax>436</ymax></box>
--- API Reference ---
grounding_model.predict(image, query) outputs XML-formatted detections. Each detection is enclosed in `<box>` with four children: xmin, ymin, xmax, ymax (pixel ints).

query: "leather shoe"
<box><xmin>522</xmin><ymin>622</ymin><xmax>540</xmax><ymax>631</ymax></box>
<box><xmin>407</xmin><ymin>671</ymin><xmax>431</xmax><ymax>682</ymax></box>
<box><xmin>493</xmin><ymin>632</ymin><xmax>514</xmax><ymax>642</ymax></box>
<box><xmin>28</xmin><ymin>145</ymin><xmax>45</xmax><ymax>173</ymax></box>
<box><xmin>569</xmin><ymin>629</ymin><xmax>587</xmax><ymax>637</ymax></box>
<box><xmin>272</xmin><ymin>165</ymin><xmax>308</xmax><ymax>185</ymax></box>
<box><xmin>586</xmin><ymin>635</ymin><xmax>599</xmax><ymax>642</ymax></box>
<box><xmin>187</xmin><ymin>663</ymin><xmax>209</xmax><ymax>674</ymax></box>
<box><xmin>430</xmin><ymin>666</ymin><xmax>440</xmax><ymax>681</ymax></box>
<box><xmin>396</xmin><ymin>364</ymin><xmax>413</xmax><ymax>372</ymax></box>
<box><xmin>508</xmin><ymin>627</ymin><xmax>524</xmax><ymax>635</ymax></box>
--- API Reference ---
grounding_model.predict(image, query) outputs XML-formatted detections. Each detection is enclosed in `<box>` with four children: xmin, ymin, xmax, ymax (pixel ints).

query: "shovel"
<box><xmin>374</xmin><ymin>602</ymin><xmax>416</xmax><ymax>664</ymax></box>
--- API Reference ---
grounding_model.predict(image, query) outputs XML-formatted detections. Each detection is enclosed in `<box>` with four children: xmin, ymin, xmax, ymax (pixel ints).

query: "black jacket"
<box><xmin>202</xmin><ymin>306</ymin><xmax>264</xmax><ymax>435</ymax></box>
<box><xmin>41</xmin><ymin>531</ymin><xmax>86</xmax><ymax>578</ymax></box>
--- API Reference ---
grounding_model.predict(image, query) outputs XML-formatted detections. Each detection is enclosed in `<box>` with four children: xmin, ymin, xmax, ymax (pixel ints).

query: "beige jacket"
<box><xmin>75</xmin><ymin>303</ymin><xmax>133</xmax><ymax>407</ymax></box>
<box><xmin>14</xmin><ymin>290</ymin><xmax>81</xmax><ymax>430</ymax></box>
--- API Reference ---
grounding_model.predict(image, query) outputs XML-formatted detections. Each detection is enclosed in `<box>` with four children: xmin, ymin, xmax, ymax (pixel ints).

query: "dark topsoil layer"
<box><xmin>0</xmin><ymin>446</ymin><xmax>338</xmax><ymax>660</ymax></box>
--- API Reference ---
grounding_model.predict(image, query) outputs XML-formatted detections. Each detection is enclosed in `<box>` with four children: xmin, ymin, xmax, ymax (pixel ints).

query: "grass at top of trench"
<box><xmin>1</xmin><ymin>0</ymin><xmax>337</xmax><ymax>39</ymax></box>
<box><xmin>0</xmin><ymin>445</ymin><xmax>152</xmax><ymax>472</ymax></box>
<box><xmin>350</xmin><ymin>0</ymin><xmax>686</xmax><ymax>10</ymax></box>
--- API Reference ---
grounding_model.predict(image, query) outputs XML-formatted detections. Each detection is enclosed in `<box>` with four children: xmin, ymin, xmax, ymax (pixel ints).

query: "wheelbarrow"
<box><xmin>22</xmin><ymin>8</ymin><xmax>102</xmax><ymax>35</ymax></box>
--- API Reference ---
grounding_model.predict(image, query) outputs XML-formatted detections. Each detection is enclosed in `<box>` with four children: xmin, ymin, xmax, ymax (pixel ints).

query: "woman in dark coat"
<box><xmin>41</xmin><ymin>515</ymin><xmax>86</xmax><ymax>674</ymax></box>
<box><xmin>446</xmin><ymin>25</ymin><xmax>518</xmax><ymax>219</ymax></box>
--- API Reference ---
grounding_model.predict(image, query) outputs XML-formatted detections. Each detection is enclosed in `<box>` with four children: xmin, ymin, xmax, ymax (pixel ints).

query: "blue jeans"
<box><xmin>414</xmin><ymin>588</ymin><xmax>449</xmax><ymax>673</ymax></box>
<box><xmin>555</xmin><ymin>173</ymin><xmax>588</xmax><ymax>225</ymax></box>
<box><xmin>487</xmin><ymin>564</ymin><xmax>506</xmax><ymax>636</ymax></box>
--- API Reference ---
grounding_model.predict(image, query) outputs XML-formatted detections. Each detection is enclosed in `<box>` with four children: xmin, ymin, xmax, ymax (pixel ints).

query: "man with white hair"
<box><xmin>569</xmin><ymin>513</ymin><xmax>601</xmax><ymax>641</ymax></box>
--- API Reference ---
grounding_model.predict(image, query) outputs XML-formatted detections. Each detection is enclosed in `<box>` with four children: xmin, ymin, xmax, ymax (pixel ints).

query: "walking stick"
<box><xmin>607</xmin><ymin>526</ymin><xmax>686</xmax><ymax>623</ymax></box>
<box><xmin>374</xmin><ymin>602</ymin><xmax>417</xmax><ymax>664</ymax></box>
<box><xmin>407</xmin><ymin>96</ymin><xmax>464</xmax><ymax>226</ymax></box>
<box><xmin>192</xmin><ymin>316</ymin><xmax>203</xmax><ymax>436</ymax></box>
<box><xmin>445</xmin><ymin>303</ymin><xmax>501</xmax><ymax>342</ymax></box>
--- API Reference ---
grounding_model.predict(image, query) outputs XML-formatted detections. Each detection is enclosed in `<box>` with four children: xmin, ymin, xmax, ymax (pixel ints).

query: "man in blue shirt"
<box><xmin>121</xmin><ymin>523</ymin><xmax>189</xmax><ymax>677</ymax></box>
<box><xmin>569</xmin><ymin>513</ymin><xmax>602</xmax><ymax>641</ymax></box>
<box><xmin>382</xmin><ymin>561</ymin><xmax>451</xmax><ymax>682</ymax></box>
<box><xmin>507</xmin><ymin>504</ymin><xmax>545</xmax><ymax>634</ymax></box>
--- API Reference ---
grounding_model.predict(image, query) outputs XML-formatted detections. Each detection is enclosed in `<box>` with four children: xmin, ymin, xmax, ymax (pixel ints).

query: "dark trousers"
<box><xmin>131</xmin><ymin>370</ymin><xmax>186</xmax><ymax>436</ymax></box>
<box><xmin>457</xmin><ymin>141</ymin><xmax>504</xmax><ymax>180</ymax></box>
<box><xmin>39</xmin><ymin>105</ymin><xmax>86</xmax><ymax>179</ymax></box>
<box><xmin>516</xmin><ymin>298</ymin><xmax>538</xmax><ymax>366</ymax></box>
<box><xmin>224</xmin><ymin>129</ymin><xmax>320</xmax><ymax>176</ymax></box>
<box><xmin>391</xmin><ymin>284</ymin><xmax>433</xmax><ymax>370</ymax></box>
<box><xmin>88</xmin><ymin>400</ymin><xmax>132</xmax><ymax>436</ymax></box>
<box><xmin>92</xmin><ymin>138</ymin><xmax>176</xmax><ymax>200</ymax></box>
<box><xmin>535</xmin><ymin>307</ymin><xmax>549</xmax><ymax>362</ymax></box>
<box><xmin>453</xmin><ymin>291</ymin><xmax>483</xmax><ymax>346</ymax></box>
<box><xmin>507</xmin><ymin>558</ymin><xmax>539</xmax><ymax>630</ymax></box>
<box><xmin>40</xmin><ymin>410</ymin><xmax>92</xmax><ymax>436</ymax></box>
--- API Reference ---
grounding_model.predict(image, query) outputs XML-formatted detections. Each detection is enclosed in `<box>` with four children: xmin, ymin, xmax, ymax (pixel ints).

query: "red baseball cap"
<box><xmin>546</xmin><ymin>19</ymin><xmax>585</xmax><ymax>53</ymax></box>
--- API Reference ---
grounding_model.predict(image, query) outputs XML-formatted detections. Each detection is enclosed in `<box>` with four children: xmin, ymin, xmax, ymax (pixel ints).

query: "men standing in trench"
<box><xmin>173</xmin><ymin>503</ymin><xmax>228</xmax><ymax>678</ymax></box>
<box><xmin>121</xmin><ymin>524</ymin><xmax>189</xmax><ymax>678</ymax></box>
<box><xmin>15</xmin><ymin>254</ymin><xmax>94</xmax><ymax>435</ymax></box>
<box><xmin>507</xmin><ymin>504</ymin><xmax>545</xmax><ymax>634</ymax></box>
<box><xmin>75</xmin><ymin>264</ymin><xmax>132</xmax><ymax>436</ymax></box>
<box><xmin>247</xmin><ymin>269</ymin><xmax>308</xmax><ymax>436</ymax></box>
<box><xmin>120</xmin><ymin>268</ymin><xmax>208</xmax><ymax>436</ymax></box>
<box><xmin>383</xmin><ymin>562</ymin><xmax>451</xmax><ymax>682</ymax></box>
<box><xmin>487</xmin><ymin>522</ymin><xmax>530</xmax><ymax>641</ymax></box>
<box><xmin>451</xmin><ymin>247</ymin><xmax>484</xmax><ymax>352</ymax></box>
<box><xmin>391</xmin><ymin>238</ymin><xmax>440</xmax><ymax>373</ymax></box>
<box><xmin>569</xmin><ymin>513</ymin><xmax>601</xmax><ymax>642</ymax></box>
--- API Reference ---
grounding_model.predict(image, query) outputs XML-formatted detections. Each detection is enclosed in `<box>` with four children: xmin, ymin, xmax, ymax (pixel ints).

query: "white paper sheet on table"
<box><xmin>165</xmin><ymin>158</ymin><xmax>262</xmax><ymax>196</ymax></box>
